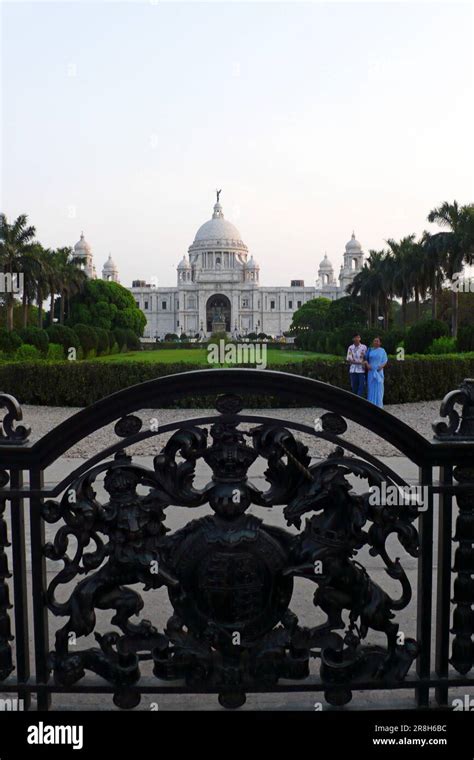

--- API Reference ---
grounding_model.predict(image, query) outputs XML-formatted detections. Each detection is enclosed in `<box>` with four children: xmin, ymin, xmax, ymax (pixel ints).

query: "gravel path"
<box><xmin>20</xmin><ymin>400</ymin><xmax>442</xmax><ymax>459</ymax></box>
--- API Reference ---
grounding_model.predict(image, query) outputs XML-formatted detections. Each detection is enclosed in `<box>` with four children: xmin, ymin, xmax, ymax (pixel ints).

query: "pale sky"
<box><xmin>1</xmin><ymin>1</ymin><xmax>473</xmax><ymax>287</ymax></box>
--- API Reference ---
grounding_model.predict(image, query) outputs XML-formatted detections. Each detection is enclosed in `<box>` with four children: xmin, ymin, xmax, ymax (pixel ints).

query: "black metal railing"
<box><xmin>0</xmin><ymin>369</ymin><xmax>473</xmax><ymax>710</ymax></box>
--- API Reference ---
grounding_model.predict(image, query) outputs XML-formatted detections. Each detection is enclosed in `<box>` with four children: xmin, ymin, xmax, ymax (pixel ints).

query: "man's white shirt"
<box><xmin>347</xmin><ymin>343</ymin><xmax>367</xmax><ymax>373</ymax></box>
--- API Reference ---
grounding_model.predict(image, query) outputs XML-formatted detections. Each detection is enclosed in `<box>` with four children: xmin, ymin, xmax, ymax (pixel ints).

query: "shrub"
<box><xmin>428</xmin><ymin>336</ymin><xmax>457</xmax><ymax>355</ymax></box>
<box><xmin>73</xmin><ymin>324</ymin><xmax>99</xmax><ymax>357</ymax></box>
<box><xmin>95</xmin><ymin>327</ymin><xmax>110</xmax><ymax>355</ymax></box>
<box><xmin>46</xmin><ymin>343</ymin><xmax>65</xmax><ymax>361</ymax></box>
<box><xmin>18</xmin><ymin>326</ymin><xmax>49</xmax><ymax>355</ymax></box>
<box><xmin>164</xmin><ymin>333</ymin><xmax>179</xmax><ymax>341</ymax></box>
<box><xmin>46</xmin><ymin>325</ymin><xmax>80</xmax><ymax>354</ymax></box>
<box><xmin>405</xmin><ymin>319</ymin><xmax>448</xmax><ymax>355</ymax></box>
<box><xmin>382</xmin><ymin>329</ymin><xmax>406</xmax><ymax>355</ymax></box>
<box><xmin>15</xmin><ymin>344</ymin><xmax>41</xmax><ymax>361</ymax></box>
<box><xmin>179</xmin><ymin>333</ymin><xmax>188</xmax><ymax>341</ymax></box>
<box><xmin>457</xmin><ymin>325</ymin><xmax>474</xmax><ymax>353</ymax></box>
<box><xmin>0</xmin><ymin>329</ymin><xmax>22</xmax><ymax>356</ymax></box>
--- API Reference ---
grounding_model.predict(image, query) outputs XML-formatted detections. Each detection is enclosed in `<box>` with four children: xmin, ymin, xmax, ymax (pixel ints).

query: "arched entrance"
<box><xmin>206</xmin><ymin>294</ymin><xmax>231</xmax><ymax>333</ymax></box>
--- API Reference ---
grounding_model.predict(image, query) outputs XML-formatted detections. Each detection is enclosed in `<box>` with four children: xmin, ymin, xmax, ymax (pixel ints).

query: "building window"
<box><xmin>297</xmin><ymin>300</ymin><xmax>302</xmax><ymax>308</ymax></box>
<box><xmin>162</xmin><ymin>301</ymin><xmax>167</xmax><ymax>310</ymax></box>
<box><xmin>242</xmin><ymin>297</ymin><xmax>249</xmax><ymax>308</ymax></box>
<box><xmin>288</xmin><ymin>300</ymin><xmax>293</xmax><ymax>309</ymax></box>
<box><xmin>270</xmin><ymin>300</ymin><xmax>275</xmax><ymax>309</ymax></box>
<box><xmin>144</xmin><ymin>301</ymin><xmax>149</xmax><ymax>310</ymax></box>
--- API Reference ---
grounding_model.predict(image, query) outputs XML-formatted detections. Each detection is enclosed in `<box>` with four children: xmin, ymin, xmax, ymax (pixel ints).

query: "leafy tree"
<box><xmin>326</xmin><ymin>296</ymin><xmax>367</xmax><ymax>329</ymax></box>
<box><xmin>113</xmin><ymin>328</ymin><xmax>128</xmax><ymax>350</ymax></box>
<box><xmin>68</xmin><ymin>280</ymin><xmax>146</xmax><ymax>335</ymax></box>
<box><xmin>290</xmin><ymin>297</ymin><xmax>331</xmax><ymax>333</ymax></box>
<box><xmin>124</xmin><ymin>328</ymin><xmax>141</xmax><ymax>350</ymax></box>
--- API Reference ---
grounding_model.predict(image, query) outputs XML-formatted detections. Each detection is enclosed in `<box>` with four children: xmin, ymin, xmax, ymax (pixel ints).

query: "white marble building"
<box><xmin>73</xmin><ymin>194</ymin><xmax>365</xmax><ymax>339</ymax></box>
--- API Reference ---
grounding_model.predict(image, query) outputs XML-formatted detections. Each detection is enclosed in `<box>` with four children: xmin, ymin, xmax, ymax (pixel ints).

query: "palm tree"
<box><xmin>55</xmin><ymin>248</ymin><xmax>87</xmax><ymax>323</ymax></box>
<box><xmin>421</xmin><ymin>231</ymin><xmax>447</xmax><ymax>319</ymax></box>
<box><xmin>427</xmin><ymin>201</ymin><xmax>474</xmax><ymax>336</ymax></box>
<box><xmin>19</xmin><ymin>244</ymin><xmax>43</xmax><ymax>327</ymax></box>
<box><xmin>0</xmin><ymin>214</ymin><xmax>37</xmax><ymax>330</ymax></box>
<box><xmin>35</xmin><ymin>246</ymin><xmax>52</xmax><ymax>329</ymax></box>
<box><xmin>347</xmin><ymin>250</ymin><xmax>388</xmax><ymax>327</ymax></box>
<box><xmin>44</xmin><ymin>249</ymin><xmax>63</xmax><ymax>327</ymax></box>
<box><xmin>386</xmin><ymin>236</ymin><xmax>420</xmax><ymax>327</ymax></box>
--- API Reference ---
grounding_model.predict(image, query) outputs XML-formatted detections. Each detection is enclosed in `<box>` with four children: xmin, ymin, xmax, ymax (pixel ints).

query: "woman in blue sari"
<box><xmin>365</xmin><ymin>337</ymin><xmax>388</xmax><ymax>407</ymax></box>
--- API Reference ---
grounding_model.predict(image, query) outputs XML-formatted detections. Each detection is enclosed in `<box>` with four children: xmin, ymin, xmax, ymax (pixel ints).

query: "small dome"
<box><xmin>346</xmin><ymin>232</ymin><xmax>362</xmax><ymax>252</ymax></box>
<box><xmin>319</xmin><ymin>254</ymin><xmax>333</xmax><ymax>271</ymax></box>
<box><xmin>177</xmin><ymin>255</ymin><xmax>191</xmax><ymax>269</ymax></box>
<box><xmin>247</xmin><ymin>255</ymin><xmax>259</xmax><ymax>270</ymax></box>
<box><xmin>103</xmin><ymin>254</ymin><xmax>117</xmax><ymax>271</ymax></box>
<box><xmin>74</xmin><ymin>232</ymin><xmax>91</xmax><ymax>253</ymax></box>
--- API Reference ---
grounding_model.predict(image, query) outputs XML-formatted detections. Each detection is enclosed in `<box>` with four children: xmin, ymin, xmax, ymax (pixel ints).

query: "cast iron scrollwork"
<box><xmin>435</xmin><ymin>379</ymin><xmax>474</xmax><ymax>674</ymax></box>
<box><xmin>44</xmin><ymin>394</ymin><xmax>420</xmax><ymax>708</ymax></box>
<box><xmin>433</xmin><ymin>378</ymin><xmax>474</xmax><ymax>440</ymax></box>
<box><xmin>0</xmin><ymin>394</ymin><xmax>30</xmax><ymax>445</ymax></box>
<box><xmin>0</xmin><ymin>479</ymin><xmax>14</xmax><ymax>681</ymax></box>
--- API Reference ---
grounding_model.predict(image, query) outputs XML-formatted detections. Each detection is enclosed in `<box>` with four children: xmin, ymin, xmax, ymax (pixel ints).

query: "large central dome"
<box><xmin>193</xmin><ymin>200</ymin><xmax>243</xmax><ymax>245</ymax></box>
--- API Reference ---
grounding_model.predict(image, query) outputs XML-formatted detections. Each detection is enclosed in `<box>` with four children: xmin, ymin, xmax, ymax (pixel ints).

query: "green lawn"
<box><xmin>91</xmin><ymin>348</ymin><xmax>339</xmax><ymax>364</ymax></box>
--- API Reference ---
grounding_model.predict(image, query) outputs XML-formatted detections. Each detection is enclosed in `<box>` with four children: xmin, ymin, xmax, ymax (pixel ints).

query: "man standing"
<box><xmin>346</xmin><ymin>333</ymin><xmax>367</xmax><ymax>396</ymax></box>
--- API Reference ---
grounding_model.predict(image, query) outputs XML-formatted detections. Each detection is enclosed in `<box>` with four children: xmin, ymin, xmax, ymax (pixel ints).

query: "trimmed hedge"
<box><xmin>1</xmin><ymin>356</ymin><xmax>473</xmax><ymax>407</ymax></box>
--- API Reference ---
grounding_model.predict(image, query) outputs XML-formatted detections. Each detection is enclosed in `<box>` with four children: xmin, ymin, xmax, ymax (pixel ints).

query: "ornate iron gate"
<box><xmin>0</xmin><ymin>369</ymin><xmax>473</xmax><ymax>710</ymax></box>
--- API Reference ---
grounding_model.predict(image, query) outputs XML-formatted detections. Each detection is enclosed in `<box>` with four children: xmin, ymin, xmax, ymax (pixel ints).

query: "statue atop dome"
<box><xmin>216</xmin><ymin>188</ymin><xmax>222</xmax><ymax>203</ymax></box>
